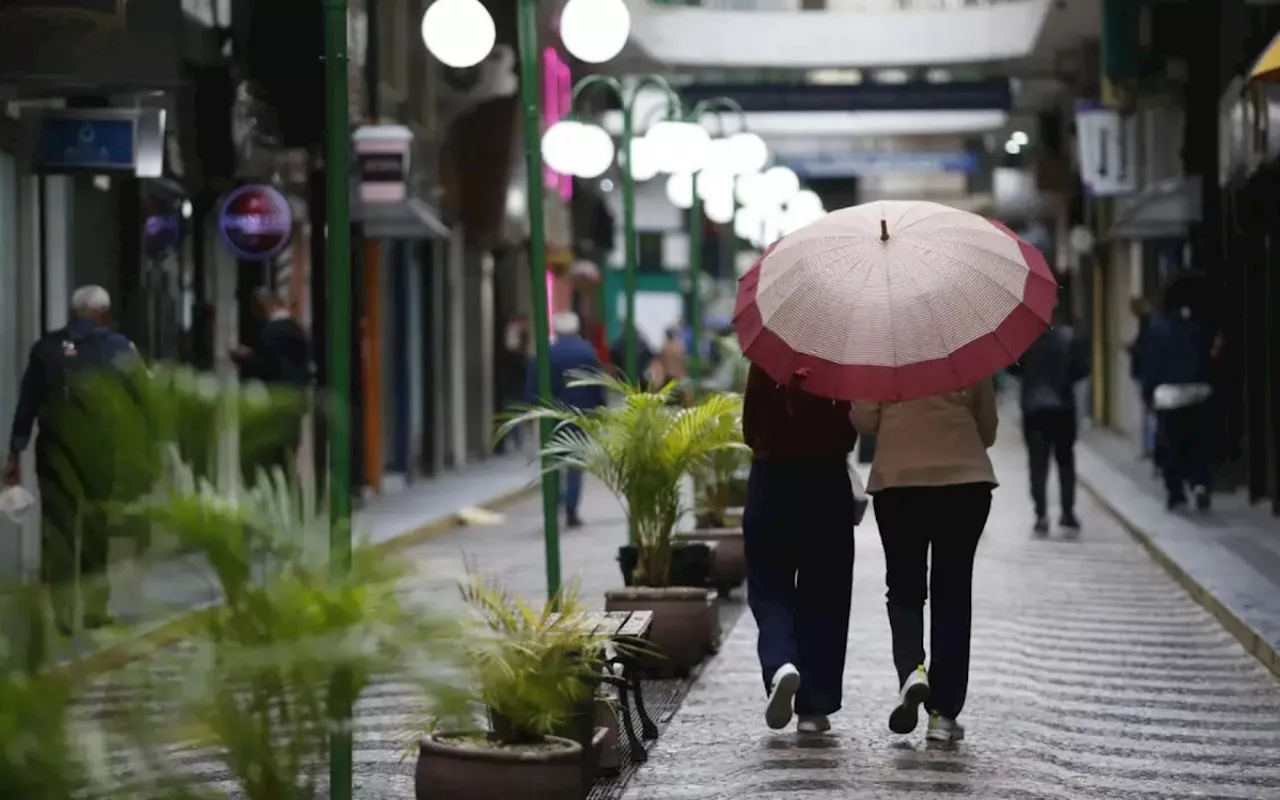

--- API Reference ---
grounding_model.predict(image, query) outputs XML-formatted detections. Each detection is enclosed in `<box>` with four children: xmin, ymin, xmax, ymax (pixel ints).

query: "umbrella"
<box><xmin>1252</xmin><ymin>31</ymin><xmax>1280</xmax><ymax>82</ymax></box>
<box><xmin>733</xmin><ymin>200</ymin><xmax>1057</xmax><ymax>402</ymax></box>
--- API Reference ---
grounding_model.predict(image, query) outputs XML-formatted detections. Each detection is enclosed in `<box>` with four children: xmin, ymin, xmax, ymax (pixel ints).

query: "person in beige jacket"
<box><xmin>850</xmin><ymin>377</ymin><xmax>998</xmax><ymax>745</ymax></box>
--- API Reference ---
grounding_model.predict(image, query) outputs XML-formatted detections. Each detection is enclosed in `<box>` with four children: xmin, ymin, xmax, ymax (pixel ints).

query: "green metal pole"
<box><xmin>322</xmin><ymin>0</ymin><xmax>353</xmax><ymax>795</ymax></box>
<box><xmin>516</xmin><ymin>0</ymin><xmax>563</xmax><ymax>603</ymax></box>
<box><xmin>688</xmin><ymin>173</ymin><xmax>702</xmax><ymax>396</ymax></box>
<box><xmin>621</xmin><ymin>109</ymin><xmax>639</xmax><ymax>382</ymax></box>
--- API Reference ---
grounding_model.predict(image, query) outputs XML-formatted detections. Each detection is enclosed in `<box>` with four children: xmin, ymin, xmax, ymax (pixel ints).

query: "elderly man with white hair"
<box><xmin>523</xmin><ymin>310</ymin><xmax>607</xmax><ymax>527</ymax></box>
<box><xmin>4</xmin><ymin>285</ymin><xmax>138</xmax><ymax>633</ymax></box>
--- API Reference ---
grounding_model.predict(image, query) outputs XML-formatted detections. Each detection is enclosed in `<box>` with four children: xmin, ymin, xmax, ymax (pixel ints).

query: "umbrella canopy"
<box><xmin>733</xmin><ymin>200</ymin><xmax>1057</xmax><ymax>402</ymax></box>
<box><xmin>1252</xmin><ymin>31</ymin><xmax>1280</xmax><ymax>82</ymax></box>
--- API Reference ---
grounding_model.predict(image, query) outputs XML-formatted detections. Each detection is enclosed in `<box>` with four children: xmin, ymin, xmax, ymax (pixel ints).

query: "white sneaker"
<box><xmin>889</xmin><ymin>665</ymin><xmax>931</xmax><ymax>734</ymax></box>
<box><xmin>765</xmin><ymin>663</ymin><xmax>801</xmax><ymax>730</ymax></box>
<box><xmin>926</xmin><ymin>713</ymin><xmax>965</xmax><ymax>743</ymax></box>
<box><xmin>797</xmin><ymin>714</ymin><xmax>830</xmax><ymax>733</ymax></box>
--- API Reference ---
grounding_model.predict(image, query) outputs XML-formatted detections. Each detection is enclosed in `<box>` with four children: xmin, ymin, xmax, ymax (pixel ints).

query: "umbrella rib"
<box><xmin>892</xmin><ymin>247</ymin><xmax>965</xmax><ymax>393</ymax></box>
<box><xmin>904</xmin><ymin>236</ymin><xmax>1053</xmax><ymax>325</ymax></box>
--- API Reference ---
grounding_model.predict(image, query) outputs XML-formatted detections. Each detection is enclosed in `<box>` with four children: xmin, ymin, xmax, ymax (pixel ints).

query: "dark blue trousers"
<box><xmin>743</xmin><ymin>456</ymin><xmax>855</xmax><ymax>716</ymax></box>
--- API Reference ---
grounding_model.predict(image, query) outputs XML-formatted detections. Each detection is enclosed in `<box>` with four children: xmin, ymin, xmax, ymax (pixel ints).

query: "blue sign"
<box><xmin>786</xmin><ymin>151</ymin><xmax>979</xmax><ymax>179</ymax></box>
<box><xmin>34</xmin><ymin>117</ymin><xmax>136</xmax><ymax>172</ymax></box>
<box><xmin>677</xmin><ymin>79</ymin><xmax>1011</xmax><ymax>113</ymax></box>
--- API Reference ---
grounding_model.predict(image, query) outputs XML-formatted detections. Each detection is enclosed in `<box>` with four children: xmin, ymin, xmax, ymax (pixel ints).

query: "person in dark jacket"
<box><xmin>608</xmin><ymin>324</ymin><xmax>654</xmax><ymax>387</ymax></box>
<box><xmin>232</xmin><ymin>288</ymin><xmax>311</xmax><ymax>478</ymax></box>
<box><xmin>528</xmin><ymin>312</ymin><xmax>607</xmax><ymax>527</ymax></box>
<box><xmin>1007</xmin><ymin>316</ymin><xmax>1090</xmax><ymax>534</ymax></box>
<box><xmin>1138</xmin><ymin>279</ymin><xmax>1216</xmax><ymax>511</ymax></box>
<box><xmin>742</xmin><ymin>364</ymin><xmax>858</xmax><ymax>734</ymax></box>
<box><xmin>1127</xmin><ymin>298</ymin><xmax>1157</xmax><ymax>461</ymax></box>
<box><xmin>4</xmin><ymin>286</ymin><xmax>139</xmax><ymax>633</ymax></box>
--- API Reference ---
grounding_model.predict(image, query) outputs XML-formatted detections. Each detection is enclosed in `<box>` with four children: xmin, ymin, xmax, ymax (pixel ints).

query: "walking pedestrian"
<box><xmin>1137</xmin><ymin>277</ymin><xmax>1216</xmax><ymax>511</ymax></box>
<box><xmin>231</xmin><ymin>287</ymin><xmax>311</xmax><ymax>477</ymax></box>
<box><xmin>653</xmin><ymin>326</ymin><xmax>689</xmax><ymax>404</ymax></box>
<box><xmin>1126</xmin><ymin>298</ymin><xmax>1158</xmax><ymax>462</ymax></box>
<box><xmin>4</xmin><ymin>286</ymin><xmax>141</xmax><ymax>634</ymax></box>
<box><xmin>529</xmin><ymin>312</ymin><xmax>606</xmax><ymax>528</ymax></box>
<box><xmin>499</xmin><ymin>313</ymin><xmax>532</xmax><ymax>453</ymax></box>
<box><xmin>742</xmin><ymin>364</ymin><xmax>858</xmax><ymax>734</ymax></box>
<box><xmin>1007</xmin><ymin>313</ymin><xmax>1089</xmax><ymax>534</ymax></box>
<box><xmin>851</xmin><ymin>377</ymin><xmax>998</xmax><ymax>744</ymax></box>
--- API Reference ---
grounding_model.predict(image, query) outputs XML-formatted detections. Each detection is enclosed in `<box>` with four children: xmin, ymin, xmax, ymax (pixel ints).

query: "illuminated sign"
<box><xmin>218</xmin><ymin>184</ymin><xmax>293</xmax><ymax>261</ymax></box>
<box><xmin>542</xmin><ymin>47</ymin><xmax>572</xmax><ymax>202</ymax></box>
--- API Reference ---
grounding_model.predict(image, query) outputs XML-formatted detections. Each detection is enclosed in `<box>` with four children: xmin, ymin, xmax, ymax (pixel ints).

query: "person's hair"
<box><xmin>551</xmin><ymin>311</ymin><xmax>580</xmax><ymax>336</ymax></box>
<box><xmin>70</xmin><ymin>285</ymin><xmax>110</xmax><ymax>317</ymax></box>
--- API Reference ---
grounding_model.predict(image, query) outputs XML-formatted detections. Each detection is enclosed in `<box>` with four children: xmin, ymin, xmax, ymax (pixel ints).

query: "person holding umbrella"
<box><xmin>734</xmin><ymin>201</ymin><xmax>1056</xmax><ymax>743</ymax></box>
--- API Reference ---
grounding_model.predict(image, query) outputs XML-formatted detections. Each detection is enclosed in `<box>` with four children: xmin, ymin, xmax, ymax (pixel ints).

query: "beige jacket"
<box><xmin>850</xmin><ymin>378</ymin><xmax>999</xmax><ymax>492</ymax></box>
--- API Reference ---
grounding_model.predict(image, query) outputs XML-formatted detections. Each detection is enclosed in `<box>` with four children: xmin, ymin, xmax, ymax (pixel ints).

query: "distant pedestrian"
<box><xmin>1126</xmin><ymin>298</ymin><xmax>1158</xmax><ymax>462</ymax></box>
<box><xmin>4</xmin><ymin>286</ymin><xmax>140</xmax><ymax>633</ymax></box>
<box><xmin>742</xmin><ymin>364</ymin><xmax>858</xmax><ymax>734</ymax></box>
<box><xmin>530</xmin><ymin>312</ymin><xmax>606</xmax><ymax>528</ymax></box>
<box><xmin>851</xmin><ymin>378</ymin><xmax>998</xmax><ymax>744</ymax></box>
<box><xmin>653</xmin><ymin>326</ymin><xmax>689</xmax><ymax>404</ymax></box>
<box><xmin>1137</xmin><ymin>277</ymin><xmax>1216</xmax><ymax>511</ymax></box>
<box><xmin>608</xmin><ymin>324</ymin><xmax>654</xmax><ymax>387</ymax></box>
<box><xmin>1007</xmin><ymin>314</ymin><xmax>1090</xmax><ymax>535</ymax></box>
<box><xmin>231</xmin><ymin>287</ymin><xmax>310</xmax><ymax>477</ymax></box>
<box><xmin>499</xmin><ymin>313</ymin><xmax>532</xmax><ymax>453</ymax></box>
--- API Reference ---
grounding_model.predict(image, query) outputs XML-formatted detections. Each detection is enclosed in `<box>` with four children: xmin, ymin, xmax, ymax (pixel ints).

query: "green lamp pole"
<box><xmin>680</xmin><ymin>97</ymin><xmax>749</xmax><ymax>397</ymax></box>
<box><xmin>563</xmin><ymin>75</ymin><xmax>681</xmax><ymax>382</ymax></box>
<box><xmin>322</xmin><ymin>0</ymin><xmax>354</xmax><ymax>795</ymax></box>
<box><xmin>515</xmin><ymin>0</ymin><xmax>563</xmax><ymax>604</ymax></box>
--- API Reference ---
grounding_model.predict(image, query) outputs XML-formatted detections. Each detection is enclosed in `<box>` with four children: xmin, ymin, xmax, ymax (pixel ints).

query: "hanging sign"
<box><xmin>1074</xmin><ymin>102</ymin><xmax>1137</xmax><ymax>197</ymax></box>
<box><xmin>218</xmin><ymin>184</ymin><xmax>293</xmax><ymax>261</ymax></box>
<box><xmin>353</xmin><ymin>124</ymin><xmax>412</xmax><ymax>204</ymax></box>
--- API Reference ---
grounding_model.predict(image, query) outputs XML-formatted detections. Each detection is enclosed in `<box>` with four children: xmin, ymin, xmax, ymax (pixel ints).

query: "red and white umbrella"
<box><xmin>733</xmin><ymin>200</ymin><xmax>1057</xmax><ymax>402</ymax></box>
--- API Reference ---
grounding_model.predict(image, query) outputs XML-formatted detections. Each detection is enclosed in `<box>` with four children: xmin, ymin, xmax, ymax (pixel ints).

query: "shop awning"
<box><xmin>1251</xmin><ymin>31</ymin><xmax>1280</xmax><ymax>83</ymax></box>
<box><xmin>1107</xmin><ymin>176</ymin><xmax>1201</xmax><ymax>241</ymax></box>
<box><xmin>354</xmin><ymin>197</ymin><xmax>450</xmax><ymax>240</ymax></box>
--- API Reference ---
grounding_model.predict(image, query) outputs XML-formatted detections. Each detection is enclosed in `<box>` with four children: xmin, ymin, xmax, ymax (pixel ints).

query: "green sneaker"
<box><xmin>926</xmin><ymin>712</ymin><xmax>965</xmax><ymax>743</ymax></box>
<box><xmin>889</xmin><ymin>665</ymin><xmax>930</xmax><ymax>734</ymax></box>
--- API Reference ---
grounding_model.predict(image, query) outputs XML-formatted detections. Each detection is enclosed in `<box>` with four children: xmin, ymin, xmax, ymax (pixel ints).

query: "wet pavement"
<box><xmin>622</xmin><ymin>439</ymin><xmax>1280</xmax><ymax>800</ymax></box>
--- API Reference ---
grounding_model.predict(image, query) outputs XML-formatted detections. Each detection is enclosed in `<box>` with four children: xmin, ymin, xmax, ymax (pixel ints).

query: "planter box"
<box><xmin>616</xmin><ymin>542</ymin><xmax>715</xmax><ymax>588</ymax></box>
<box><xmin>416</xmin><ymin>733</ymin><xmax>583</xmax><ymax>800</ymax></box>
<box><xmin>604</xmin><ymin>586</ymin><xmax>717</xmax><ymax>676</ymax></box>
<box><xmin>674</xmin><ymin>527</ymin><xmax>745</xmax><ymax>597</ymax></box>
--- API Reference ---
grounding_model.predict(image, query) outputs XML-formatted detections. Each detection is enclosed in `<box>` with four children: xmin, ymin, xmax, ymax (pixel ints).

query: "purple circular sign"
<box><xmin>218</xmin><ymin>184</ymin><xmax>294</xmax><ymax>261</ymax></box>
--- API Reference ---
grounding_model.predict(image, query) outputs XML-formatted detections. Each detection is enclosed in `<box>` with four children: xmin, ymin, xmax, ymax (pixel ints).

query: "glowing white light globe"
<box><xmin>703</xmin><ymin>138</ymin><xmax>738</xmax><ymax>175</ymax></box>
<box><xmin>627</xmin><ymin>136</ymin><xmax>659</xmax><ymax>182</ymax></box>
<box><xmin>704</xmin><ymin>193</ymin><xmax>735</xmax><ymax>225</ymax></box>
<box><xmin>725</xmin><ymin>131</ymin><xmax>769</xmax><ymax>175</ymax></box>
<box><xmin>762</xmin><ymin>165</ymin><xmax>801</xmax><ymax>205</ymax></box>
<box><xmin>647</xmin><ymin>120</ymin><xmax>711</xmax><ymax>175</ymax></box>
<box><xmin>666</xmin><ymin>172</ymin><xmax>694</xmax><ymax>210</ymax></box>
<box><xmin>734</xmin><ymin>204</ymin><xmax>764</xmax><ymax>240</ymax></box>
<box><xmin>541</xmin><ymin>120</ymin><xmax>587</xmax><ymax>176</ymax></box>
<box><xmin>421</xmin><ymin>0</ymin><xmax>496</xmax><ymax>69</ymax></box>
<box><xmin>696</xmin><ymin>169</ymin><xmax>735</xmax><ymax>203</ymax></box>
<box><xmin>560</xmin><ymin>0</ymin><xmax>631</xmax><ymax>64</ymax></box>
<box><xmin>734</xmin><ymin>171</ymin><xmax>773</xmax><ymax>208</ymax></box>
<box><xmin>788</xmin><ymin>189</ymin><xmax>824</xmax><ymax>217</ymax></box>
<box><xmin>574</xmin><ymin>124</ymin><xmax>617</xmax><ymax>179</ymax></box>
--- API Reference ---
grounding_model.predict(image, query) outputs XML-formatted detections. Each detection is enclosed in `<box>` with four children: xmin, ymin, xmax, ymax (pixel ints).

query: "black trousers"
<box><xmin>1157</xmin><ymin>401</ymin><xmax>1212</xmax><ymax>502</ymax></box>
<box><xmin>743</xmin><ymin>457</ymin><xmax>855</xmax><ymax>716</ymax></box>
<box><xmin>1022</xmin><ymin>408</ymin><xmax>1076</xmax><ymax>518</ymax></box>
<box><xmin>35</xmin><ymin>451</ymin><xmax>111</xmax><ymax>629</ymax></box>
<box><xmin>873</xmin><ymin>483</ymin><xmax>992</xmax><ymax>720</ymax></box>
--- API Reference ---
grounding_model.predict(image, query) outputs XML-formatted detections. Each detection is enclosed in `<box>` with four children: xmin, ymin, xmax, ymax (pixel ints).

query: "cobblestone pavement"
<box><xmin>622</xmin><ymin>439</ymin><xmax>1280</xmax><ymax>800</ymax></box>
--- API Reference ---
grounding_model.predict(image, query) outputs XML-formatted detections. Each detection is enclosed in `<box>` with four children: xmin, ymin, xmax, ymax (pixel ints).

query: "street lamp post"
<box><xmin>420</xmin><ymin>0</ymin><xmax>632</xmax><ymax>605</ymax></box>
<box><xmin>678</xmin><ymin>97</ymin><xmax>751</xmax><ymax>396</ymax></box>
<box><xmin>559</xmin><ymin>76</ymin><xmax>684</xmax><ymax>382</ymax></box>
<box><xmin>322</xmin><ymin>0</ymin><xmax>353</xmax><ymax>796</ymax></box>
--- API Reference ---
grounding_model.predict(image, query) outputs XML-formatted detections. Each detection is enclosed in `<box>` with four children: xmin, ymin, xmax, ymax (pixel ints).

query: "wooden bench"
<box><xmin>551</xmin><ymin>610</ymin><xmax>657</xmax><ymax>772</ymax></box>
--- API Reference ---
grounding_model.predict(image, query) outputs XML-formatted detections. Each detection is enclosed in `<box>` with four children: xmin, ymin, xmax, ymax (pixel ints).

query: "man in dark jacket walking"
<box><xmin>529</xmin><ymin>312</ymin><xmax>607</xmax><ymax>527</ymax></box>
<box><xmin>232</xmin><ymin>288</ymin><xmax>311</xmax><ymax>477</ymax></box>
<box><xmin>4</xmin><ymin>286</ymin><xmax>139</xmax><ymax>632</ymax></box>
<box><xmin>1008</xmin><ymin>317</ymin><xmax>1090</xmax><ymax>534</ymax></box>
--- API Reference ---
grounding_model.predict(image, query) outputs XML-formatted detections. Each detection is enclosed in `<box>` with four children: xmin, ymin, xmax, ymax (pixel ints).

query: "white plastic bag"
<box><xmin>0</xmin><ymin>485</ymin><xmax>35</xmax><ymax>523</ymax></box>
<box><xmin>848</xmin><ymin>461</ymin><xmax>869</xmax><ymax>526</ymax></box>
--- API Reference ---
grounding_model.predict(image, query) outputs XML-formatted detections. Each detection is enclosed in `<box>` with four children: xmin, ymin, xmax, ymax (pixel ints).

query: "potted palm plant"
<box><xmin>681</xmin><ymin>393</ymin><xmax>749</xmax><ymax>596</ymax></box>
<box><xmin>415</xmin><ymin>578</ymin><xmax>616</xmax><ymax>800</ymax></box>
<box><xmin>499</xmin><ymin>372</ymin><xmax>745</xmax><ymax>671</ymax></box>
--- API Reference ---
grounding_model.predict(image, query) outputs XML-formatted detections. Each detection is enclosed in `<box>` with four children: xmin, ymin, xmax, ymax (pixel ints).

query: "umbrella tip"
<box><xmin>880</xmin><ymin>219</ymin><xmax>889</xmax><ymax>242</ymax></box>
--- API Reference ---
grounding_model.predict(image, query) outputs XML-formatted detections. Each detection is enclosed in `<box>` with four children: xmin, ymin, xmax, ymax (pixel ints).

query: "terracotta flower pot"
<box><xmin>415</xmin><ymin>732</ymin><xmax>583</xmax><ymax>800</ymax></box>
<box><xmin>604</xmin><ymin>586</ymin><xmax>716</xmax><ymax>674</ymax></box>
